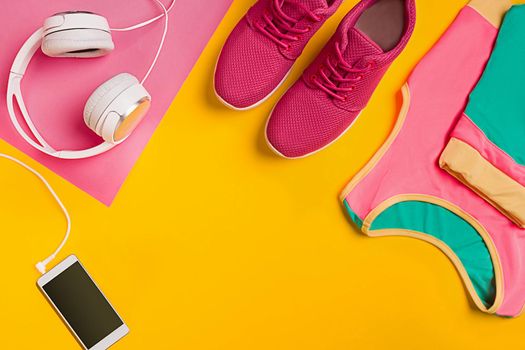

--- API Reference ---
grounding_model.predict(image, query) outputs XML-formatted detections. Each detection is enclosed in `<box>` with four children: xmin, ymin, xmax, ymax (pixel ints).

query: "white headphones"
<box><xmin>7</xmin><ymin>1</ymin><xmax>174</xmax><ymax>159</ymax></box>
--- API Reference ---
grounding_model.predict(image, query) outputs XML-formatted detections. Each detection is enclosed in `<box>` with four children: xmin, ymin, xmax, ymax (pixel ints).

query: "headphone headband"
<box><xmin>7</xmin><ymin>72</ymin><xmax>115</xmax><ymax>159</ymax></box>
<box><xmin>6</xmin><ymin>1</ymin><xmax>171</xmax><ymax>160</ymax></box>
<box><xmin>8</xmin><ymin>26</ymin><xmax>115</xmax><ymax>159</ymax></box>
<box><xmin>11</xmin><ymin>28</ymin><xmax>42</xmax><ymax>76</ymax></box>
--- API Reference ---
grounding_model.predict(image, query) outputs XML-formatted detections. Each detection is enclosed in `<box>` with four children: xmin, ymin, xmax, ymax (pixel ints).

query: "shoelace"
<box><xmin>254</xmin><ymin>0</ymin><xmax>323</xmax><ymax>50</ymax></box>
<box><xmin>311</xmin><ymin>41</ymin><xmax>373</xmax><ymax>101</ymax></box>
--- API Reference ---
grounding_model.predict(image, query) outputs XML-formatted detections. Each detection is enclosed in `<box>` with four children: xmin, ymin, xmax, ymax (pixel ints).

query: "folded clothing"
<box><xmin>440</xmin><ymin>4</ymin><xmax>525</xmax><ymax>228</ymax></box>
<box><xmin>341</xmin><ymin>0</ymin><xmax>524</xmax><ymax>317</ymax></box>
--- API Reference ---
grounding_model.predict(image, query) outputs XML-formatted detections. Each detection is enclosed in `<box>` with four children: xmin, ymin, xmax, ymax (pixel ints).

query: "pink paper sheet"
<box><xmin>0</xmin><ymin>0</ymin><xmax>232</xmax><ymax>205</ymax></box>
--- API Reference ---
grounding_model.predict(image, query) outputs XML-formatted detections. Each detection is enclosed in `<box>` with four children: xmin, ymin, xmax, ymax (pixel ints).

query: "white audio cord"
<box><xmin>0</xmin><ymin>0</ymin><xmax>173</xmax><ymax>275</ymax></box>
<box><xmin>110</xmin><ymin>0</ymin><xmax>175</xmax><ymax>31</ymax></box>
<box><xmin>0</xmin><ymin>153</ymin><xmax>71</xmax><ymax>274</ymax></box>
<box><xmin>110</xmin><ymin>0</ymin><xmax>174</xmax><ymax>84</ymax></box>
<box><xmin>140</xmin><ymin>0</ymin><xmax>169</xmax><ymax>84</ymax></box>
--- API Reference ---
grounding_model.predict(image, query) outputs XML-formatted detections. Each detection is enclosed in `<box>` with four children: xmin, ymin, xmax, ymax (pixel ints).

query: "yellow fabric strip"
<box><xmin>440</xmin><ymin>138</ymin><xmax>525</xmax><ymax>229</ymax></box>
<box><xmin>468</xmin><ymin>0</ymin><xmax>511</xmax><ymax>28</ymax></box>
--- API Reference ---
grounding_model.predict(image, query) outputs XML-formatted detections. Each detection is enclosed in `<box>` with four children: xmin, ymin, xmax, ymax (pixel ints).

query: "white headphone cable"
<box><xmin>140</xmin><ymin>0</ymin><xmax>169</xmax><ymax>84</ymax></box>
<box><xmin>0</xmin><ymin>153</ymin><xmax>71</xmax><ymax>275</ymax></box>
<box><xmin>110</xmin><ymin>0</ymin><xmax>175</xmax><ymax>32</ymax></box>
<box><xmin>0</xmin><ymin>2</ymin><xmax>172</xmax><ymax>273</ymax></box>
<box><xmin>110</xmin><ymin>0</ymin><xmax>172</xmax><ymax>84</ymax></box>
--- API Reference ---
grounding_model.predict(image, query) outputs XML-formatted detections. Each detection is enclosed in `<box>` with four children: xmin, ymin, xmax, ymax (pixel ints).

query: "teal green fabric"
<box><xmin>466</xmin><ymin>5</ymin><xmax>525</xmax><ymax>165</ymax></box>
<box><xmin>344</xmin><ymin>199</ymin><xmax>363</xmax><ymax>228</ymax></box>
<box><xmin>369</xmin><ymin>201</ymin><xmax>496</xmax><ymax>307</ymax></box>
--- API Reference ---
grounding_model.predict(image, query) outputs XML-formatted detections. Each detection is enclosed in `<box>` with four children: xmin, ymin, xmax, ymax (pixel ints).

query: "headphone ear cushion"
<box><xmin>84</xmin><ymin>73</ymin><xmax>138</xmax><ymax>131</ymax></box>
<box><xmin>42</xmin><ymin>29</ymin><xmax>114</xmax><ymax>58</ymax></box>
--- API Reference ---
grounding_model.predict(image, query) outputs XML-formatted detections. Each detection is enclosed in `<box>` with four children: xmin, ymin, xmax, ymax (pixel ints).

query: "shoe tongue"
<box><xmin>341</xmin><ymin>27</ymin><xmax>384</xmax><ymax>66</ymax></box>
<box><xmin>281</xmin><ymin>0</ymin><xmax>328</xmax><ymax>19</ymax></box>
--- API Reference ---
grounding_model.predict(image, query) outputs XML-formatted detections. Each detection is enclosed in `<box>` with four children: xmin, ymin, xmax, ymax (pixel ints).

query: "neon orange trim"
<box><xmin>340</xmin><ymin>83</ymin><xmax>411</xmax><ymax>201</ymax></box>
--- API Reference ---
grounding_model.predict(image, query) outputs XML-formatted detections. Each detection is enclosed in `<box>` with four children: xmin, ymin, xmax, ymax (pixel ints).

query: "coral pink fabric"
<box><xmin>451</xmin><ymin>115</ymin><xmax>525</xmax><ymax>186</ymax></box>
<box><xmin>0</xmin><ymin>0</ymin><xmax>232</xmax><ymax>205</ymax></box>
<box><xmin>266</xmin><ymin>0</ymin><xmax>416</xmax><ymax>158</ymax></box>
<box><xmin>343</xmin><ymin>6</ymin><xmax>525</xmax><ymax>317</ymax></box>
<box><xmin>214</xmin><ymin>0</ymin><xmax>343</xmax><ymax>109</ymax></box>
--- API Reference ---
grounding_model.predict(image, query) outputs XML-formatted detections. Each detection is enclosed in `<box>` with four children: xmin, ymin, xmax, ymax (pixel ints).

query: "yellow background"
<box><xmin>1</xmin><ymin>0</ymin><xmax>525</xmax><ymax>349</ymax></box>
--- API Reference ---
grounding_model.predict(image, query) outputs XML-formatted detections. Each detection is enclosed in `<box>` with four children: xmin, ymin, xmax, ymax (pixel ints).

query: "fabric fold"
<box><xmin>440</xmin><ymin>4</ymin><xmax>525</xmax><ymax>229</ymax></box>
<box><xmin>440</xmin><ymin>138</ymin><xmax>525</xmax><ymax>228</ymax></box>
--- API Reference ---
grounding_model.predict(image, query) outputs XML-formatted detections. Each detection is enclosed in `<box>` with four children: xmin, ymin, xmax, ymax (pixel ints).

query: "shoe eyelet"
<box><xmin>310</xmin><ymin>75</ymin><xmax>317</xmax><ymax>83</ymax></box>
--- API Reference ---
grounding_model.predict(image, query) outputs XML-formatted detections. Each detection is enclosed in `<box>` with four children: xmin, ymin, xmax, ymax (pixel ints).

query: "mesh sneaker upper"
<box><xmin>266</xmin><ymin>0</ymin><xmax>416</xmax><ymax>157</ymax></box>
<box><xmin>215</xmin><ymin>19</ymin><xmax>292</xmax><ymax>108</ymax></box>
<box><xmin>267</xmin><ymin>82</ymin><xmax>360</xmax><ymax>158</ymax></box>
<box><xmin>214</xmin><ymin>0</ymin><xmax>343</xmax><ymax>109</ymax></box>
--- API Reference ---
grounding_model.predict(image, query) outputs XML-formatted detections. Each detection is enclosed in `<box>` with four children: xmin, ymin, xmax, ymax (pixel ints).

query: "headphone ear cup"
<box><xmin>84</xmin><ymin>73</ymin><xmax>151</xmax><ymax>143</ymax></box>
<box><xmin>42</xmin><ymin>29</ymin><xmax>114</xmax><ymax>58</ymax></box>
<box><xmin>84</xmin><ymin>73</ymin><xmax>137</xmax><ymax>130</ymax></box>
<box><xmin>41</xmin><ymin>12</ymin><xmax>114</xmax><ymax>58</ymax></box>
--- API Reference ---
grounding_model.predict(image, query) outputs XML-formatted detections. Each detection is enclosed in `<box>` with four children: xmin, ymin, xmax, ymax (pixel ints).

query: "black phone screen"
<box><xmin>42</xmin><ymin>261</ymin><xmax>124</xmax><ymax>348</ymax></box>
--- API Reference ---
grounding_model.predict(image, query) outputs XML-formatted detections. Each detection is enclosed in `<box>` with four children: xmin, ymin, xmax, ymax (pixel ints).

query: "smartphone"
<box><xmin>37</xmin><ymin>255</ymin><xmax>129</xmax><ymax>350</ymax></box>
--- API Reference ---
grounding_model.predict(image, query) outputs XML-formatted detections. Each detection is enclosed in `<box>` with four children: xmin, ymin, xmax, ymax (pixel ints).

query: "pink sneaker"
<box><xmin>214</xmin><ymin>0</ymin><xmax>343</xmax><ymax>110</ymax></box>
<box><xmin>266</xmin><ymin>0</ymin><xmax>416</xmax><ymax>158</ymax></box>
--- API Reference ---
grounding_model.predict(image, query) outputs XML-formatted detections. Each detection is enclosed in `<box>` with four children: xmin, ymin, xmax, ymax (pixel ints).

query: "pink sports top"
<box><xmin>340</xmin><ymin>0</ymin><xmax>525</xmax><ymax>317</ymax></box>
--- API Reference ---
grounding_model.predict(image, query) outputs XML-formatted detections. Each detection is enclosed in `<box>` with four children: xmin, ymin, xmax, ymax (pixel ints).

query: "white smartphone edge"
<box><xmin>37</xmin><ymin>254</ymin><xmax>129</xmax><ymax>350</ymax></box>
